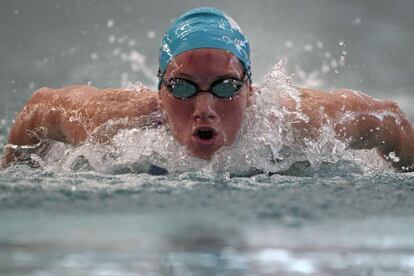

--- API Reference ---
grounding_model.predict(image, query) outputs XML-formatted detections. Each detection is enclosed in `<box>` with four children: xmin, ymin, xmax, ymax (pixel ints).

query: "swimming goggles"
<box><xmin>157</xmin><ymin>71</ymin><xmax>247</xmax><ymax>99</ymax></box>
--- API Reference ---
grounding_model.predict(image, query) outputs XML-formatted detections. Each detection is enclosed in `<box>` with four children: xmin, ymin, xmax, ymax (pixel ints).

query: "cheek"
<box><xmin>161</xmin><ymin>94</ymin><xmax>193</xmax><ymax>132</ymax></box>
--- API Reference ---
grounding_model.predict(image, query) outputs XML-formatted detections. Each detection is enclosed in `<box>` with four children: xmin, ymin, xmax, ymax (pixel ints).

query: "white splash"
<box><xmin>36</xmin><ymin>62</ymin><xmax>379</xmax><ymax>176</ymax></box>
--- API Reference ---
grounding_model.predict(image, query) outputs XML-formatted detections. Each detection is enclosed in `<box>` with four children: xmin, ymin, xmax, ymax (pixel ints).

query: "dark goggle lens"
<box><xmin>168</xmin><ymin>80</ymin><xmax>197</xmax><ymax>98</ymax></box>
<box><xmin>211</xmin><ymin>79</ymin><xmax>243</xmax><ymax>98</ymax></box>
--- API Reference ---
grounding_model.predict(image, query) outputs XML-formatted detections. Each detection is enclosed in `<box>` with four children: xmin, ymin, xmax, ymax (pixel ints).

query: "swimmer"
<box><xmin>2</xmin><ymin>7</ymin><xmax>414</xmax><ymax>172</ymax></box>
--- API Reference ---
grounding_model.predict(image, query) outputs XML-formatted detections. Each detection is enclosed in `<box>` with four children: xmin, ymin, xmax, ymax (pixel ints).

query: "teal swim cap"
<box><xmin>159</xmin><ymin>7</ymin><xmax>251</xmax><ymax>80</ymax></box>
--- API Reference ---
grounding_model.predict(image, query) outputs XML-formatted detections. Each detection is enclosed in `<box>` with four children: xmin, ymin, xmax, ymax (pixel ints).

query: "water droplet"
<box><xmin>28</xmin><ymin>82</ymin><xmax>35</xmax><ymax>90</ymax></box>
<box><xmin>342</xmin><ymin>50</ymin><xmax>348</xmax><ymax>56</ymax></box>
<box><xmin>388</xmin><ymin>151</ymin><xmax>400</xmax><ymax>162</ymax></box>
<box><xmin>352</xmin><ymin>17</ymin><xmax>362</xmax><ymax>25</ymax></box>
<box><xmin>108</xmin><ymin>35</ymin><xmax>116</xmax><ymax>43</ymax></box>
<box><xmin>304</xmin><ymin>44</ymin><xmax>313</xmax><ymax>52</ymax></box>
<box><xmin>128</xmin><ymin>39</ymin><xmax>136</xmax><ymax>47</ymax></box>
<box><xmin>107</xmin><ymin>20</ymin><xmax>114</xmax><ymax>28</ymax></box>
<box><xmin>284</xmin><ymin>40</ymin><xmax>293</xmax><ymax>48</ymax></box>
<box><xmin>90</xmin><ymin>52</ymin><xmax>98</xmax><ymax>61</ymax></box>
<box><xmin>338</xmin><ymin>40</ymin><xmax>344</xmax><ymax>46</ymax></box>
<box><xmin>321</xmin><ymin>63</ymin><xmax>330</xmax><ymax>73</ymax></box>
<box><xmin>147</xmin><ymin>30</ymin><xmax>156</xmax><ymax>39</ymax></box>
<box><xmin>112</xmin><ymin>48</ymin><xmax>121</xmax><ymax>56</ymax></box>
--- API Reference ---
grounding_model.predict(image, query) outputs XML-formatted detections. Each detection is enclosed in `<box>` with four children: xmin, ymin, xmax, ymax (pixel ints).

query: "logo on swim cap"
<box><xmin>159</xmin><ymin>7</ymin><xmax>251</xmax><ymax>79</ymax></box>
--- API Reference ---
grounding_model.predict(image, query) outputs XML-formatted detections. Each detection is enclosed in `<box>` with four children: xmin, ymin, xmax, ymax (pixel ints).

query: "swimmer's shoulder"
<box><xmin>98</xmin><ymin>86</ymin><xmax>159</xmax><ymax>114</ymax></box>
<box><xmin>42</xmin><ymin>84</ymin><xmax>161</xmax><ymax>132</ymax></box>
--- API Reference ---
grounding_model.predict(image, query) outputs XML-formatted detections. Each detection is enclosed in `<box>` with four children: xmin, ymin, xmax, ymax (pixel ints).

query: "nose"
<box><xmin>192</xmin><ymin>92</ymin><xmax>218</xmax><ymax>122</ymax></box>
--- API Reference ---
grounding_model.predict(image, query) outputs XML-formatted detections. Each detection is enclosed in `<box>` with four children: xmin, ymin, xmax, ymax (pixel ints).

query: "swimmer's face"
<box><xmin>158</xmin><ymin>48</ymin><xmax>253</xmax><ymax>159</ymax></box>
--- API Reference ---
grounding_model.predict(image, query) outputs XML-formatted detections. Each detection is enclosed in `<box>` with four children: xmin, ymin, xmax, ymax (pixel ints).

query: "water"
<box><xmin>2</xmin><ymin>166</ymin><xmax>414</xmax><ymax>275</ymax></box>
<box><xmin>2</xmin><ymin>1</ymin><xmax>414</xmax><ymax>275</ymax></box>
<box><xmin>2</xmin><ymin>65</ymin><xmax>414</xmax><ymax>275</ymax></box>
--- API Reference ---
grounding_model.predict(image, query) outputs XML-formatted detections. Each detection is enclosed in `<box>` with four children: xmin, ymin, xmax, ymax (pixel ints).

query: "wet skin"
<box><xmin>2</xmin><ymin>49</ymin><xmax>414</xmax><ymax>171</ymax></box>
<box><xmin>158</xmin><ymin>48</ymin><xmax>253</xmax><ymax>159</ymax></box>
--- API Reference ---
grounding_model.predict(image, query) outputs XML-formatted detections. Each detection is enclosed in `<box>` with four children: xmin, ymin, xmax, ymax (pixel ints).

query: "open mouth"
<box><xmin>197</xmin><ymin>129</ymin><xmax>214</xmax><ymax>140</ymax></box>
<box><xmin>192</xmin><ymin>127</ymin><xmax>218</xmax><ymax>144</ymax></box>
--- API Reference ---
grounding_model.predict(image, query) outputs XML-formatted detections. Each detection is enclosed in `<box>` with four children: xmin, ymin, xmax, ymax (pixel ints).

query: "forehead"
<box><xmin>165</xmin><ymin>48</ymin><xmax>244</xmax><ymax>77</ymax></box>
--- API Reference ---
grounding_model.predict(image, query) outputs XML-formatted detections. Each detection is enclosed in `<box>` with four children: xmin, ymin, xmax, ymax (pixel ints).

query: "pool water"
<box><xmin>1</xmin><ymin>164</ymin><xmax>414</xmax><ymax>275</ymax></box>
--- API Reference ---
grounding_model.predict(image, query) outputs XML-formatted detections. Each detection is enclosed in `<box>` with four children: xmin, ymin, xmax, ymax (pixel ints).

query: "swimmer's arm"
<box><xmin>3</xmin><ymin>85</ymin><xmax>159</xmax><ymax>166</ymax></box>
<box><xmin>297</xmin><ymin>88</ymin><xmax>414</xmax><ymax>172</ymax></box>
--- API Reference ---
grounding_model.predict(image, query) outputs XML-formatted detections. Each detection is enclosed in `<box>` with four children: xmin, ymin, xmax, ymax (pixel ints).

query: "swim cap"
<box><xmin>159</xmin><ymin>7</ymin><xmax>251</xmax><ymax>80</ymax></box>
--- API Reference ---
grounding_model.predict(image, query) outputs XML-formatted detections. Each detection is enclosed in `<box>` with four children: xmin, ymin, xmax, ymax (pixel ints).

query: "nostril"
<box><xmin>194</xmin><ymin>113</ymin><xmax>217</xmax><ymax>121</ymax></box>
<box><xmin>193</xmin><ymin>110</ymin><xmax>217</xmax><ymax>121</ymax></box>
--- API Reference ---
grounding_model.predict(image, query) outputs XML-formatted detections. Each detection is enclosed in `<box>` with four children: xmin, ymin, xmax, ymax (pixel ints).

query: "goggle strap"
<box><xmin>157</xmin><ymin>69</ymin><xmax>163</xmax><ymax>90</ymax></box>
